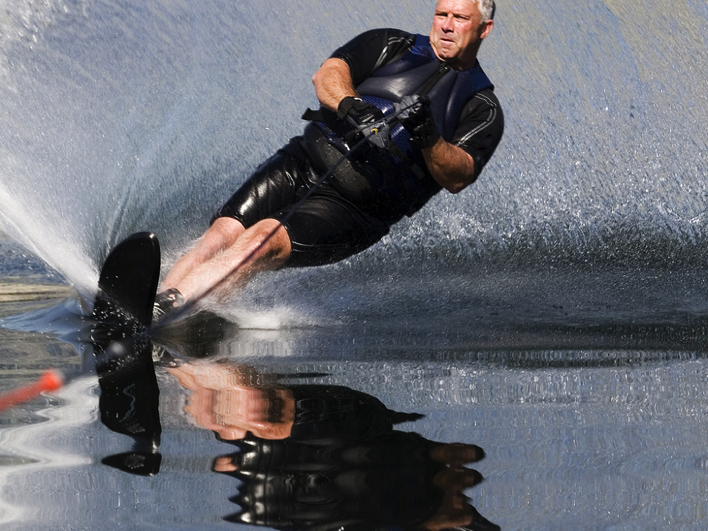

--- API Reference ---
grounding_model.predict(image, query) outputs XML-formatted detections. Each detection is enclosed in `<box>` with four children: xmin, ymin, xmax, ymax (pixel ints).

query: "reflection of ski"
<box><xmin>97</xmin><ymin>335</ymin><xmax>162</xmax><ymax>476</ymax></box>
<box><xmin>92</xmin><ymin>232</ymin><xmax>160</xmax><ymax>328</ymax></box>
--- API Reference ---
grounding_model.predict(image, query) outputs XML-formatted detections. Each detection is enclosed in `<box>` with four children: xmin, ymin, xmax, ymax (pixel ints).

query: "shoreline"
<box><xmin>0</xmin><ymin>282</ymin><xmax>73</xmax><ymax>303</ymax></box>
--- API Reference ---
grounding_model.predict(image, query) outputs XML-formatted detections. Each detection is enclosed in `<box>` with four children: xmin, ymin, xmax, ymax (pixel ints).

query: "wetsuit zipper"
<box><xmin>416</xmin><ymin>61</ymin><xmax>452</xmax><ymax>96</ymax></box>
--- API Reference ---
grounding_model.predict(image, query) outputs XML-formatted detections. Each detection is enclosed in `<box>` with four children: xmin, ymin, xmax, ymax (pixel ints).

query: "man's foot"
<box><xmin>152</xmin><ymin>288</ymin><xmax>184</xmax><ymax>322</ymax></box>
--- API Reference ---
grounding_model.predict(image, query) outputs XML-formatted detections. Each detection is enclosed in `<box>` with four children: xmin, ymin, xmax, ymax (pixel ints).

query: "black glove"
<box><xmin>336</xmin><ymin>96</ymin><xmax>386</xmax><ymax>149</ymax></box>
<box><xmin>337</xmin><ymin>96</ymin><xmax>385</xmax><ymax>126</ymax></box>
<box><xmin>400</xmin><ymin>96</ymin><xmax>440</xmax><ymax>149</ymax></box>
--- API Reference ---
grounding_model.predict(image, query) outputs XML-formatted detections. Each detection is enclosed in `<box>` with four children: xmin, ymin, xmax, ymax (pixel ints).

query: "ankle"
<box><xmin>153</xmin><ymin>288</ymin><xmax>185</xmax><ymax>321</ymax></box>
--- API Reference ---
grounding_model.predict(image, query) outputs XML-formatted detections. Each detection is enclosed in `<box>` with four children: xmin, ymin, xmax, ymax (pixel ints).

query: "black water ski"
<box><xmin>92</xmin><ymin>232</ymin><xmax>160</xmax><ymax>328</ymax></box>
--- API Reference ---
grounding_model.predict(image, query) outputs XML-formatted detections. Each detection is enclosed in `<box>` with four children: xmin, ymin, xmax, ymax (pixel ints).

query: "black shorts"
<box><xmin>213</xmin><ymin>144</ymin><xmax>391</xmax><ymax>268</ymax></box>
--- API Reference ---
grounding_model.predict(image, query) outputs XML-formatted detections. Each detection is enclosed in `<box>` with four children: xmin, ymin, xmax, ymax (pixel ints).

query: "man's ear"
<box><xmin>480</xmin><ymin>19</ymin><xmax>494</xmax><ymax>40</ymax></box>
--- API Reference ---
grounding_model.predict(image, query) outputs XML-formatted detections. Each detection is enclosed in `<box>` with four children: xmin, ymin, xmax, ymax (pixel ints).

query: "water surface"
<box><xmin>1</xmin><ymin>0</ymin><xmax>708</xmax><ymax>528</ymax></box>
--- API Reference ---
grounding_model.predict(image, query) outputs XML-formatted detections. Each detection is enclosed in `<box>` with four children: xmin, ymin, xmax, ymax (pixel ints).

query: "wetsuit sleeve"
<box><xmin>451</xmin><ymin>89</ymin><xmax>504</xmax><ymax>178</ymax></box>
<box><xmin>330</xmin><ymin>28</ymin><xmax>416</xmax><ymax>86</ymax></box>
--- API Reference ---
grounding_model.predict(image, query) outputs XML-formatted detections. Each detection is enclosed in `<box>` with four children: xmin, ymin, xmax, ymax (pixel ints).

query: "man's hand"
<box><xmin>337</xmin><ymin>96</ymin><xmax>386</xmax><ymax>147</ymax></box>
<box><xmin>337</xmin><ymin>96</ymin><xmax>384</xmax><ymax>125</ymax></box>
<box><xmin>400</xmin><ymin>96</ymin><xmax>441</xmax><ymax>149</ymax></box>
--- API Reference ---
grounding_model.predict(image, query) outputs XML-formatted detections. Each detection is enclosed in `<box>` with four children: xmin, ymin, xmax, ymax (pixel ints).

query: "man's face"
<box><xmin>430</xmin><ymin>0</ymin><xmax>493</xmax><ymax>69</ymax></box>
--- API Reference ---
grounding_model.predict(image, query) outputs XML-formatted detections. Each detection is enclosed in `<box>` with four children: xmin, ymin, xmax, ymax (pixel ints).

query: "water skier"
<box><xmin>155</xmin><ymin>0</ymin><xmax>504</xmax><ymax>317</ymax></box>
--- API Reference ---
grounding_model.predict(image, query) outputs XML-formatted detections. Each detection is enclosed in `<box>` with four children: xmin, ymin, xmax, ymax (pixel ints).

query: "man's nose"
<box><xmin>441</xmin><ymin>15</ymin><xmax>454</xmax><ymax>31</ymax></box>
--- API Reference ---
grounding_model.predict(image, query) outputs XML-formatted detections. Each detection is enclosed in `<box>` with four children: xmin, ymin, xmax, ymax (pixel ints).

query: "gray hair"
<box><xmin>476</xmin><ymin>0</ymin><xmax>496</xmax><ymax>22</ymax></box>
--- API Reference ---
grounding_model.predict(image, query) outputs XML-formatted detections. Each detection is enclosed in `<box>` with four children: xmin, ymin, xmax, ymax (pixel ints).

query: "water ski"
<box><xmin>92</xmin><ymin>232</ymin><xmax>161</xmax><ymax>328</ymax></box>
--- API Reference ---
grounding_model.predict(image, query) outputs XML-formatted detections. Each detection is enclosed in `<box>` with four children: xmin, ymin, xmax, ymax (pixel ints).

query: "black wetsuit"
<box><xmin>215</xmin><ymin>29</ymin><xmax>504</xmax><ymax>267</ymax></box>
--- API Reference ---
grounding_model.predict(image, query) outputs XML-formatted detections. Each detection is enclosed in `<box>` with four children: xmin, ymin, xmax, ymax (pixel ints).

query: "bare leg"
<box><xmin>161</xmin><ymin>217</ymin><xmax>291</xmax><ymax>304</ymax></box>
<box><xmin>160</xmin><ymin>217</ymin><xmax>246</xmax><ymax>293</ymax></box>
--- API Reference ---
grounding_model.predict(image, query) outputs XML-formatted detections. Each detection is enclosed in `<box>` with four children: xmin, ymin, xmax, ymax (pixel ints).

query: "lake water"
<box><xmin>2</xmin><ymin>0</ymin><xmax>708</xmax><ymax>529</ymax></box>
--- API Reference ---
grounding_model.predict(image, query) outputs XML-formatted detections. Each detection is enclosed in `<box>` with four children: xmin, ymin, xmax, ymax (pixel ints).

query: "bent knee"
<box><xmin>210</xmin><ymin>217</ymin><xmax>245</xmax><ymax>238</ymax></box>
<box><xmin>201</xmin><ymin>217</ymin><xmax>246</xmax><ymax>249</ymax></box>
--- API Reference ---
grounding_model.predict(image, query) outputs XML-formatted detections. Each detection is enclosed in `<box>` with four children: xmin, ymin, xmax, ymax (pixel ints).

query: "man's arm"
<box><xmin>312</xmin><ymin>58</ymin><xmax>358</xmax><ymax>112</ymax></box>
<box><xmin>315</xmin><ymin>28</ymin><xmax>414</xmax><ymax>105</ymax></box>
<box><xmin>420</xmin><ymin>91</ymin><xmax>503</xmax><ymax>194</ymax></box>
<box><xmin>314</xmin><ymin>55</ymin><xmax>492</xmax><ymax>194</ymax></box>
<box><xmin>421</xmin><ymin>139</ymin><xmax>477</xmax><ymax>194</ymax></box>
<box><xmin>312</xmin><ymin>29</ymin><xmax>413</xmax><ymax>111</ymax></box>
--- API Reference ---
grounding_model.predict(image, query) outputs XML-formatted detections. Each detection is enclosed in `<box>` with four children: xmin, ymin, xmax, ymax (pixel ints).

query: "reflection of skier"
<box><xmin>154</xmin><ymin>0</ymin><xmax>502</xmax><ymax>313</ymax></box>
<box><xmin>169</xmin><ymin>360</ymin><xmax>500</xmax><ymax>530</ymax></box>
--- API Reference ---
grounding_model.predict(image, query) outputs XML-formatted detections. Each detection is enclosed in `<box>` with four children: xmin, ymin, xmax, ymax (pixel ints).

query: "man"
<box><xmin>155</xmin><ymin>0</ymin><xmax>503</xmax><ymax>316</ymax></box>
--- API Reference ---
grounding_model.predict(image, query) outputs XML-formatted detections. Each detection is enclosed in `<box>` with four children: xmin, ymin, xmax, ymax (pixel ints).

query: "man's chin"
<box><xmin>434</xmin><ymin>43</ymin><xmax>458</xmax><ymax>60</ymax></box>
